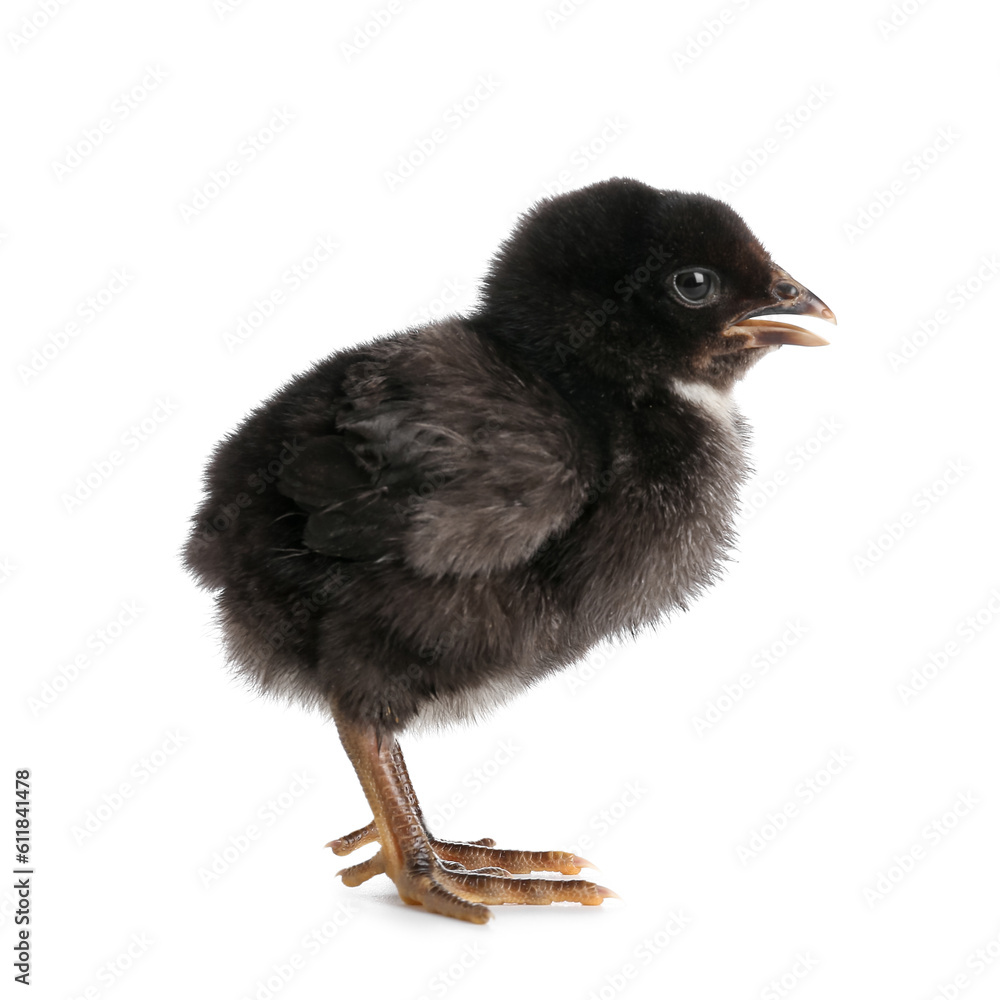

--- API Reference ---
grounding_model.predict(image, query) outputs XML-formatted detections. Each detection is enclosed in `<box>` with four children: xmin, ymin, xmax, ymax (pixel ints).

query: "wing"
<box><xmin>276</xmin><ymin>329</ymin><xmax>593</xmax><ymax>577</ymax></box>
<box><xmin>275</xmin><ymin>430</ymin><xmax>409</xmax><ymax>560</ymax></box>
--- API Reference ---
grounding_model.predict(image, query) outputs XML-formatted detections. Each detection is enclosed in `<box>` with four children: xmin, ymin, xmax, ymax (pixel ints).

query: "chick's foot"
<box><xmin>329</xmin><ymin>711</ymin><xmax>615</xmax><ymax>923</ymax></box>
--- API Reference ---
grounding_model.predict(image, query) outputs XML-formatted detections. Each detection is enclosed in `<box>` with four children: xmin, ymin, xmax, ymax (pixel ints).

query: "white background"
<box><xmin>4</xmin><ymin>0</ymin><xmax>1000</xmax><ymax>997</ymax></box>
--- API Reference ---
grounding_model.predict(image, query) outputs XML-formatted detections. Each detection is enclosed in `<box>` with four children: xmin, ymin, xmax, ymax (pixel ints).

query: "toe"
<box><xmin>431</xmin><ymin>840</ymin><xmax>587</xmax><ymax>875</ymax></box>
<box><xmin>337</xmin><ymin>850</ymin><xmax>386</xmax><ymax>887</ymax></box>
<box><xmin>438</xmin><ymin>858</ymin><xmax>512</xmax><ymax>877</ymax></box>
<box><xmin>444</xmin><ymin>870</ymin><xmax>613</xmax><ymax>907</ymax></box>
<box><xmin>327</xmin><ymin>820</ymin><xmax>378</xmax><ymax>856</ymax></box>
<box><xmin>402</xmin><ymin>876</ymin><xmax>492</xmax><ymax>924</ymax></box>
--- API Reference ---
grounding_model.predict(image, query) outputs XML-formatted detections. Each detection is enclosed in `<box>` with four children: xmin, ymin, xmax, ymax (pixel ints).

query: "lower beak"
<box><xmin>725</xmin><ymin>273</ymin><xmax>837</xmax><ymax>348</ymax></box>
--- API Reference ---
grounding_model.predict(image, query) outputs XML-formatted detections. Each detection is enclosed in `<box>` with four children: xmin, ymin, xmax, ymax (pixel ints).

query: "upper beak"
<box><xmin>724</xmin><ymin>268</ymin><xmax>837</xmax><ymax>348</ymax></box>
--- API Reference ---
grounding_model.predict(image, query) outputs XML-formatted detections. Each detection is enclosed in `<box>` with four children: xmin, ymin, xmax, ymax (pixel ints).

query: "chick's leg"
<box><xmin>328</xmin><ymin>742</ymin><xmax>588</xmax><ymax>875</ymax></box>
<box><xmin>330</xmin><ymin>706</ymin><xmax>614</xmax><ymax>923</ymax></box>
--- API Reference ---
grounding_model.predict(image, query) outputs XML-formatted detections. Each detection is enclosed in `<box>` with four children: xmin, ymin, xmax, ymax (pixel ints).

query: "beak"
<box><xmin>724</xmin><ymin>268</ymin><xmax>837</xmax><ymax>348</ymax></box>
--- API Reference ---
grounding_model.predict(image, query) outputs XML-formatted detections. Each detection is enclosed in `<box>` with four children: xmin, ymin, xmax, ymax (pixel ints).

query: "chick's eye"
<box><xmin>671</xmin><ymin>267</ymin><xmax>718</xmax><ymax>306</ymax></box>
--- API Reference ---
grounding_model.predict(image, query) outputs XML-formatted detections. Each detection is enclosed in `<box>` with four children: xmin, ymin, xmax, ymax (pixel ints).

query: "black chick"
<box><xmin>184</xmin><ymin>177</ymin><xmax>835</xmax><ymax>923</ymax></box>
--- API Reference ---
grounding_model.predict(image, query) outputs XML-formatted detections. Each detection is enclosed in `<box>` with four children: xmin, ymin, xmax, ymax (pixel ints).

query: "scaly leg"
<box><xmin>329</xmin><ymin>706</ymin><xmax>615</xmax><ymax>923</ymax></box>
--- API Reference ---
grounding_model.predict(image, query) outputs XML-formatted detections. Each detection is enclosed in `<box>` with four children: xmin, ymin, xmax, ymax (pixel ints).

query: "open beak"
<box><xmin>725</xmin><ymin>269</ymin><xmax>837</xmax><ymax>348</ymax></box>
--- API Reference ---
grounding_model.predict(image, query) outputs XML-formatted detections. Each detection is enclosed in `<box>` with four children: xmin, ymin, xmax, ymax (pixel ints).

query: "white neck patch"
<box><xmin>671</xmin><ymin>379</ymin><xmax>734</xmax><ymax>424</ymax></box>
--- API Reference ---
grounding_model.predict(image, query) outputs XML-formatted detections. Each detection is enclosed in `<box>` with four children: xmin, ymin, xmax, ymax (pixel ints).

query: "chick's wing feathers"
<box><xmin>276</xmin><ymin>323</ymin><xmax>594</xmax><ymax>577</ymax></box>
<box><xmin>274</xmin><ymin>433</ymin><xmax>403</xmax><ymax>559</ymax></box>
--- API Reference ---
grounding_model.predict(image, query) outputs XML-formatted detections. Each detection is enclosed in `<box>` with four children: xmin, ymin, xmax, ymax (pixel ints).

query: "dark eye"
<box><xmin>671</xmin><ymin>267</ymin><xmax>719</xmax><ymax>306</ymax></box>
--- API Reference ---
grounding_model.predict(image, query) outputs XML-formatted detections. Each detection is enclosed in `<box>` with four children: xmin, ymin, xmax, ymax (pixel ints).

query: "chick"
<box><xmin>184</xmin><ymin>177</ymin><xmax>835</xmax><ymax>923</ymax></box>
